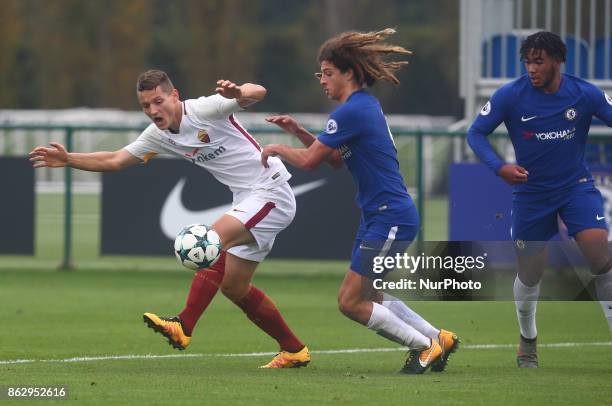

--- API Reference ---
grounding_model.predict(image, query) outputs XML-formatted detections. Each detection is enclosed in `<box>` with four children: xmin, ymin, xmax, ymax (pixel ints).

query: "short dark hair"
<box><xmin>520</xmin><ymin>31</ymin><xmax>567</xmax><ymax>62</ymax></box>
<box><xmin>136</xmin><ymin>69</ymin><xmax>174</xmax><ymax>93</ymax></box>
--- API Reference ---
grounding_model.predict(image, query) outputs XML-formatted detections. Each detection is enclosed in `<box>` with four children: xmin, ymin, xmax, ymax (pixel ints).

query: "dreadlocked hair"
<box><xmin>317</xmin><ymin>28</ymin><xmax>412</xmax><ymax>86</ymax></box>
<box><xmin>520</xmin><ymin>31</ymin><xmax>567</xmax><ymax>62</ymax></box>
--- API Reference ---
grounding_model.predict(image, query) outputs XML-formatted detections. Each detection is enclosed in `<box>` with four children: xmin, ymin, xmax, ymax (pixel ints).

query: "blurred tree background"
<box><xmin>0</xmin><ymin>0</ymin><xmax>460</xmax><ymax>116</ymax></box>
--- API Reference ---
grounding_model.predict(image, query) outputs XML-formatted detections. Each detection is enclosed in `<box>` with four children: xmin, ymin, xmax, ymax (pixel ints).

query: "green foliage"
<box><xmin>0</xmin><ymin>0</ymin><xmax>460</xmax><ymax>115</ymax></box>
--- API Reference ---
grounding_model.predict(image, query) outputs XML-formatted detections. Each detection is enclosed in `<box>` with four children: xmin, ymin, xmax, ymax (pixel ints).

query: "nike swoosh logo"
<box><xmin>160</xmin><ymin>178</ymin><xmax>327</xmax><ymax>239</ymax></box>
<box><xmin>521</xmin><ymin>116</ymin><xmax>537</xmax><ymax>122</ymax></box>
<box><xmin>597</xmin><ymin>215</ymin><xmax>605</xmax><ymax>221</ymax></box>
<box><xmin>419</xmin><ymin>352</ymin><xmax>432</xmax><ymax>368</ymax></box>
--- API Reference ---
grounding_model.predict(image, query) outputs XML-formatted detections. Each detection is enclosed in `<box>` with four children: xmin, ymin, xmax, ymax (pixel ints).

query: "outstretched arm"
<box><xmin>29</xmin><ymin>142</ymin><xmax>140</xmax><ymax>172</ymax></box>
<box><xmin>261</xmin><ymin>140</ymin><xmax>334</xmax><ymax>171</ymax></box>
<box><xmin>265</xmin><ymin>115</ymin><xmax>342</xmax><ymax>169</ymax></box>
<box><xmin>216</xmin><ymin>79</ymin><xmax>266</xmax><ymax>108</ymax></box>
<box><xmin>266</xmin><ymin>115</ymin><xmax>318</xmax><ymax>147</ymax></box>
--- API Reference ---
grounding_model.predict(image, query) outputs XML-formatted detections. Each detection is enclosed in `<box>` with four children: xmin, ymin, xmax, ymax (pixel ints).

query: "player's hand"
<box><xmin>497</xmin><ymin>164</ymin><xmax>529</xmax><ymax>185</ymax></box>
<box><xmin>261</xmin><ymin>145</ymin><xmax>279</xmax><ymax>168</ymax></box>
<box><xmin>265</xmin><ymin>115</ymin><xmax>301</xmax><ymax>136</ymax></box>
<box><xmin>28</xmin><ymin>142</ymin><xmax>69</xmax><ymax>168</ymax></box>
<box><xmin>216</xmin><ymin>79</ymin><xmax>242</xmax><ymax>99</ymax></box>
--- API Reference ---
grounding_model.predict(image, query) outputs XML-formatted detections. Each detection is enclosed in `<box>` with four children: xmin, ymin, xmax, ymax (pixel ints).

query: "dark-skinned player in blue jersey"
<box><xmin>468</xmin><ymin>31</ymin><xmax>612</xmax><ymax>368</ymax></box>
<box><xmin>260</xmin><ymin>28</ymin><xmax>459</xmax><ymax>375</ymax></box>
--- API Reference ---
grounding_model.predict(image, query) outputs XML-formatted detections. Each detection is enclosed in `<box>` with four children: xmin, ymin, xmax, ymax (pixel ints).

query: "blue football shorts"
<box><xmin>350</xmin><ymin>204</ymin><xmax>419</xmax><ymax>280</ymax></box>
<box><xmin>511</xmin><ymin>183</ymin><xmax>607</xmax><ymax>255</ymax></box>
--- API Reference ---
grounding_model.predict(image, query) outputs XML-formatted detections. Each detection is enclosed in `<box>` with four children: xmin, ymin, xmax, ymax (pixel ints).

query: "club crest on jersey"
<box><xmin>480</xmin><ymin>101</ymin><xmax>491</xmax><ymax>116</ymax></box>
<box><xmin>605</xmin><ymin>92</ymin><xmax>612</xmax><ymax>106</ymax></box>
<box><xmin>325</xmin><ymin>119</ymin><xmax>338</xmax><ymax>134</ymax></box>
<box><xmin>197</xmin><ymin>129</ymin><xmax>210</xmax><ymax>143</ymax></box>
<box><xmin>564</xmin><ymin>108</ymin><xmax>577</xmax><ymax>121</ymax></box>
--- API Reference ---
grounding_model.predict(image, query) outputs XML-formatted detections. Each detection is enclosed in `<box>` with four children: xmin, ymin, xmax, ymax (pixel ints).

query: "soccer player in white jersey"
<box><xmin>29</xmin><ymin>70</ymin><xmax>310</xmax><ymax>369</ymax></box>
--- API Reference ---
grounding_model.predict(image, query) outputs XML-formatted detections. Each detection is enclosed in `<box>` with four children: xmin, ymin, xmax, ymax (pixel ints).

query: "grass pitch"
<box><xmin>1</xmin><ymin>266</ymin><xmax>611</xmax><ymax>405</ymax></box>
<box><xmin>0</xmin><ymin>193</ymin><xmax>611</xmax><ymax>404</ymax></box>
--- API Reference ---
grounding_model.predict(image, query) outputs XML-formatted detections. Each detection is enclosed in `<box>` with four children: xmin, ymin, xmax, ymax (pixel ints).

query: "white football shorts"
<box><xmin>225</xmin><ymin>181</ymin><xmax>296</xmax><ymax>262</ymax></box>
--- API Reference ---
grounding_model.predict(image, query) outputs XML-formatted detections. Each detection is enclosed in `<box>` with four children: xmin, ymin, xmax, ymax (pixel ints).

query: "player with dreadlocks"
<box><xmin>467</xmin><ymin>31</ymin><xmax>612</xmax><ymax>367</ymax></box>
<box><xmin>261</xmin><ymin>28</ymin><xmax>460</xmax><ymax>374</ymax></box>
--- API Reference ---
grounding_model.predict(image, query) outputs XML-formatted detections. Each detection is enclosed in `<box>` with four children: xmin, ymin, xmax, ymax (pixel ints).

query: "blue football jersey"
<box><xmin>318</xmin><ymin>90</ymin><xmax>414</xmax><ymax>214</ymax></box>
<box><xmin>468</xmin><ymin>74</ymin><xmax>612</xmax><ymax>198</ymax></box>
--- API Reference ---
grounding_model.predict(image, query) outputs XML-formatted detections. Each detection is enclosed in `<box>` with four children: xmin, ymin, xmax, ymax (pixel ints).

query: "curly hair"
<box><xmin>317</xmin><ymin>28</ymin><xmax>412</xmax><ymax>86</ymax></box>
<box><xmin>520</xmin><ymin>31</ymin><xmax>567</xmax><ymax>62</ymax></box>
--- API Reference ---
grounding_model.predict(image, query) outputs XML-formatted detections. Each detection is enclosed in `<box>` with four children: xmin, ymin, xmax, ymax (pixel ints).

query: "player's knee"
<box><xmin>220</xmin><ymin>283</ymin><xmax>248</xmax><ymax>302</ymax></box>
<box><xmin>337</xmin><ymin>292</ymin><xmax>359</xmax><ymax>318</ymax></box>
<box><xmin>212</xmin><ymin>215</ymin><xmax>254</xmax><ymax>250</ymax></box>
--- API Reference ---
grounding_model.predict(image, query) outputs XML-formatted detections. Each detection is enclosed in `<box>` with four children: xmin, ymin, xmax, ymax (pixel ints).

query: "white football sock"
<box><xmin>594</xmin><ymin>270</ymin><xmax>612</xmax><ymax>334</ymax></box>
<box><xmin>367</xmin><ymin>302</ymin><xmax>430</xmax><ymax>349</ymax></box>
<box><xmin>381</xmin><ymin>292</ymin><xmax>440</xmax><ymax>339</ymax></box>
<box><xmin>513</xmin><ymin>275</ymin><xmax>540</xmax><ymax>340</ymax></box>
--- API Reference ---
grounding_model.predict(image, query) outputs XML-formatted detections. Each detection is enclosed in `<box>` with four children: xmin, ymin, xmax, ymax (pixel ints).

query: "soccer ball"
<box><xmin>174</xmin><ymin>224</ymin><xmax>222</xmax><ymax>270</ymax></box>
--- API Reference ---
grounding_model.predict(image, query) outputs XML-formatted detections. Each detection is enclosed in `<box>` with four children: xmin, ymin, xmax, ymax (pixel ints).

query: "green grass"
<box><xmin>1</xmin><ymin>194</ymin><xmax>610</xmax><ymax>404</ymax></box>
<box><xmin>1</xmin><ymin>268</ymin><xmax>611</xmax><ymax>405</ymax></box>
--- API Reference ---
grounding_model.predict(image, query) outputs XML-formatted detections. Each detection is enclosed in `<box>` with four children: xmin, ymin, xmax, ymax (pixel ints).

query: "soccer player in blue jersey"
<box><xmin>467</xmin><ymin>31</ymin><xmax>612</xmax><ymax>367</ymax></box>
<box><xmin>261</xmin><ymin>28</ymin><xmax>459</xmax><ymax>374</ymax></box>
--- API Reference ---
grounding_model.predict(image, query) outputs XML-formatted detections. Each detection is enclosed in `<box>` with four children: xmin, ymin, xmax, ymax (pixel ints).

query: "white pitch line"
<box><xmin>1</xmin><ymin>342</ymin><xmax>610</xmax><ymax>366</ymax></box>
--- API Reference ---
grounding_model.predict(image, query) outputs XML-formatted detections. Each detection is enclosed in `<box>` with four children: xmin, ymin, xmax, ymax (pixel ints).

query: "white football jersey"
<box><xmin>125</xmin><ymin>94</ymin><xmax>291</xmax><ymax>193</ymax></box>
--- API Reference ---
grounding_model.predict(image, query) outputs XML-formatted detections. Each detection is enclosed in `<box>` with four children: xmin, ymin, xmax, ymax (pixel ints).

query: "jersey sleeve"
<box><xmin>467</xmin><ymin>86</ymin><xmax>512</xmax><ymax>174</ymax></box>
<box><xmin>587</xmin><ymin>86</ymin><xmax>612</xmax><ymax>127</ymax></box>
<box><xmin>123</xmin><ymin>124</ymin><xmax>163</xmax><ymax>163</ymax></box>
<box><xmin>317</xmin><ymin>107</ymin><xmax>358</xmax><ymax>149</ymax></box>
<box><xmin>188</xmin><ymin>94</ymin><xmax>243</xmax><ymax>122</ymax></box>
<box><xmin>469</xmin><ymin>86</ymin><xmax>512</xmax><ymax>136</ymax></box>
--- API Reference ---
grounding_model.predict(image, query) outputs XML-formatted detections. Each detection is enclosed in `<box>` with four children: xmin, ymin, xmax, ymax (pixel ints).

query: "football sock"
<box><xmin>234</xmin><ymin>285</ymin><xmax>304</xmax><ymax>353</ymax></box>
<box><xmin>513</xmin><ymin>275</ymin><xmax>540</xmax><ymax>340</ymax></box>
<box><xmin>381</xmin><ymin>293</ymin><xmax>440</xmax><ymax>339</ymax></box>
<box><xmin>367</xmin><ymin>302</ymin><xmax>430</xmax><ymax>349</ymax></box>
<box><xmin>178</xmin><ymin>251</ymin><xmax>226</xmax><ymax>336</ymax></box>
<box><xmin>594</xmin><ymin>270</ymin><xmax>612</xmax><ymax>333</ymax></box>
